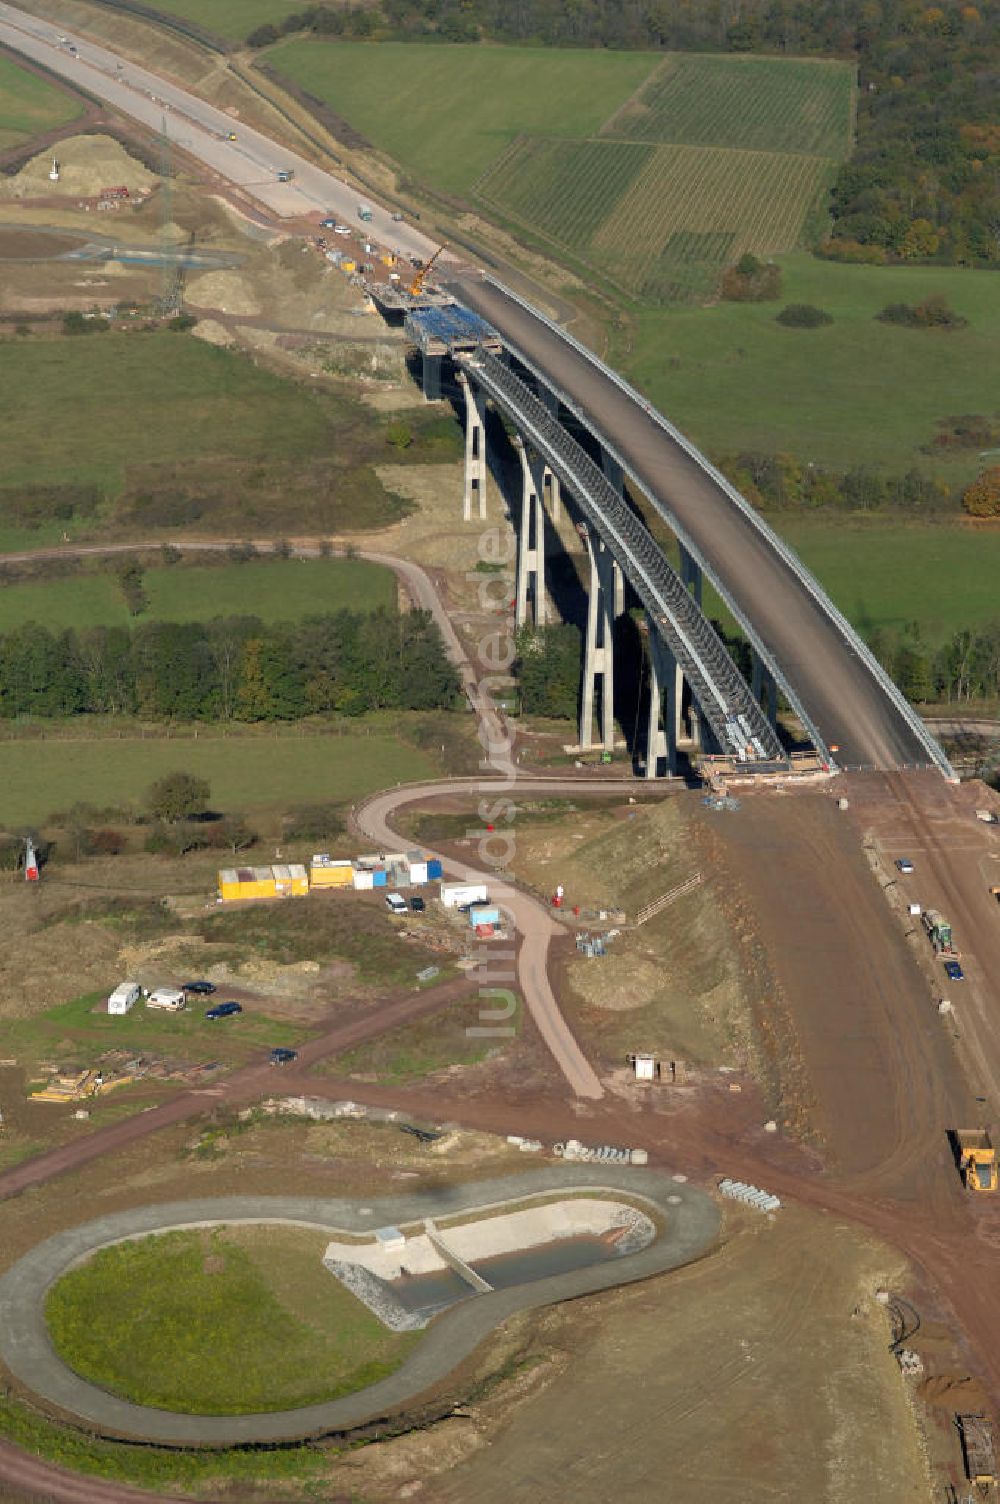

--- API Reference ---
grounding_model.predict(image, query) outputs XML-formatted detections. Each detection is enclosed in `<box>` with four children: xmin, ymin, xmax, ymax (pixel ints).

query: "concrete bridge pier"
<box><xmin>544</xmin><ymin>466</ymin><xmax>562</xmax><ymax>524</ymax></box>
<box><xmin>645</xmin><ymin>621</ymin><xmax>682</xmax><ymax>778</ymax></box>
<box><xmin>579</xmin><ymin>527</ymin><xmax>619</xmax><ymax>752</ymax></box>
<box><xmin>421</xmin><ymin>351</ymin><xmax>443</xmax><ymax>402</ymax></box>
<box><xmin>513</xmin><ymin>436</ymin><xmax>547</xmax><ymax>629</ymax></box>
<box><xmin>679</xmin><ymin>544</ymin><xmax>703</xmax><ymax>606</ymax></box>
<box><xmin>459</xmin><ymin>372</ymin><xmax>487</xmax><ymax>523</ymax></box>
<box><xmin>751</xmin><ymin>650</ymin><xmax>778</xmax><ymax>727</ymax></box>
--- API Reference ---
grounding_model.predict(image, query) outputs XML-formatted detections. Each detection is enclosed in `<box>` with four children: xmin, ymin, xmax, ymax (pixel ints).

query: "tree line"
<box><xmin>0</xmin><ymin>609</ymin><xmax>459</xmax><ymax>721</ymax></box>
<box><xmin>248</xmin><ymin>0</ymin><xmax>1000</xmax><ymax>272</ymax></box>
<box><xmin>870</xmin><ymin>622</ymin><xmax>1000</xmax><ymax>705</ymax></box>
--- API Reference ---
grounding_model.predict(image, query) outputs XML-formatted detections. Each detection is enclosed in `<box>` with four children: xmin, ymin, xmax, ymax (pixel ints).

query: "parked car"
<box><xmin>269</xmin><ymin>1047</ymin><xmax>298</xmax><ymax>1066</ymax></box>
<box><xmin>182</xmin><ymin>980</ymin><xmax>216</xmax><ymax>995</ymax></box>
<box><xmin>206</xmin><ymin>1002</ymin><xmax>242</xmax><ymax>1020</ymax></box>
<box><xmin>409</xmin><ymin>896</ymin><xmax>426</xmax><ymax>912</ymax></box>
<box><xmin>944</xmin><ymin>960</ymin><xmax>965</xmax><ymax>982</ymax></box>
<box><xmin>320</xmin><ymin>217</ymin><xmax>336</xmax><ymax>228</ymax></box>
<box><xmin>896</xmin><ymin>858</ymin><xmax>915</xmax><ymax>874</ymax></box>
<box><xmin>334</xmin><ymin>224</ymin><xmax>351</xmax><ymax>235</ymax></box>
<box><xmin>391</xmin><ymin>211</ymin><xmax>404</xmax><ymax>222</ymax></box>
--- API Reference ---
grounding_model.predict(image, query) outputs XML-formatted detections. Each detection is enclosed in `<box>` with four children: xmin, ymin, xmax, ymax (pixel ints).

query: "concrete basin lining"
<box><xmin>0</xmin><ymin>1167</ymin><xmax>720</xmax><ymax>1446</ymax></box>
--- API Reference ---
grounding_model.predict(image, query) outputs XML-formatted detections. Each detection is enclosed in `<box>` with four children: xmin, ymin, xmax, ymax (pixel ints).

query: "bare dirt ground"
<box><xmin>707</xmin><ymin>784</ymin><xmax>978</xmax><ymax>1192</ymax></box>
<box><xmin>402</xmin><ymin>1206</ymin><xmax>931</xmax><ymax>1504</ymax></box>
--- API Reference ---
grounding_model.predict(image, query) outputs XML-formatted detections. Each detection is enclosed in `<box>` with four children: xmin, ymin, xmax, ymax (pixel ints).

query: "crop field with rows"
<box><xmin>600</xmin><ymin>54</ymin><xmax>854</xmax><ymax>157</ymax></box>
<box><xmin>477</xmin><ymin>138</ymin><xmax>838</xmax><ymax>302</ymax></box>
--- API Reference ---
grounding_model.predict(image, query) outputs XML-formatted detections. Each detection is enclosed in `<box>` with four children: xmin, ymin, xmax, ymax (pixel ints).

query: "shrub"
<box><xmin>148</xmin><ymin>772</ymin><xmax>211</xmax><ymax>824</ymax></box>
<box><xmin>962</xmin><ymin>466</ymin><xmax>1000</xmax><ymax>518</ymax></box>
<box><xmin>91</xmin><ymin>828</ymin><xmax>125</xmax><ymax>856</ymax></box>
<box><xmin>877</xmin><ymin>295</ymin><xmax>967</xmax><ymax>329</ymax></box>
<box><xmin>776</xmin><ymin>304</ymin><xmax>833</xmax><ymax>328</ymax></box>
<box><xmin>719</xmin><ymin>254</ymin><xmax>782</xmax><ymax>302</ymax></box>
<box><xmin>282</xmin><ymin>803</ymin><xmax>346</xmax><ymax>843</ymax></box>
<box><xmin>816</xmin><ymin>237</ymin><xmax>888</xmax><ymax>265</ymax></box>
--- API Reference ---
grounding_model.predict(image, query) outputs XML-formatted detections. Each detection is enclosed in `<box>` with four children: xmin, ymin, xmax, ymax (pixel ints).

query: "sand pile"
<box><xmin>0</xmin><ymin>135</ymin><xmax>157</xmax><ymax>200</ymax></box>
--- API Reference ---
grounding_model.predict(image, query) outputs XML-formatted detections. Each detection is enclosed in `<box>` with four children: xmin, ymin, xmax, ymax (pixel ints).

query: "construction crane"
<box><xmin>408</xmin><ymin>244</ymin><xmax>445</xmax><ymax>299</ymax></box>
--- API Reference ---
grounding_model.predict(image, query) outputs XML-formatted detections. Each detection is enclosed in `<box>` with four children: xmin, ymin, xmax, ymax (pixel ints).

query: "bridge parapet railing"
<box><xmin>477</xmin><ymin>277</ymin><xmax>953</xmax><ymax>780</ymax></box>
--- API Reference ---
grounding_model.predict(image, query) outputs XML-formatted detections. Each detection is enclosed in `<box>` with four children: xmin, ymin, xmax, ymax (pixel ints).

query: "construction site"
<box><xmin>0</xmin><ymin>14</ymin><xmax>999</xmax><ymax>1504</ymax></box>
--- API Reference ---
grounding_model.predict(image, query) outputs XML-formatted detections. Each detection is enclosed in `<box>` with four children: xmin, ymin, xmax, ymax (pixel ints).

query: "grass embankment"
<box><xmin>45</xmin><ymin>1224</ymin><xmax>417</xmax><ymax>1414</ymax></box>
<box><xmin>0</xmin><ymin>556</ymin><xmax>396</xmax><ymax>631</ymax></box>
<box><xmin>620</xmin><ymin>253</ymin><xmax>1000</xmax><ymax>479</ymax></box>
<box><xmin>0</xmin><ymin>54</ymin><xmax>83</xmax><ymax>150</ymax></box>
<box><xmin>0</xmin><ymin>722</ymin><xmax>435</xmax><ymax>824</ymax></box>
<box><xmin>112</xmin><ymin>0</ymin><xmax>310</xmax><ymax>39</ymax></box>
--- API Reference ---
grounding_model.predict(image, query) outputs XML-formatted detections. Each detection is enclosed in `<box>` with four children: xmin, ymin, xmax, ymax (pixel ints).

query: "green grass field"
<box><xmin>1</xmin><ymin>335</ymin><xmax>332</xmax><ymax>495</ymax></box>
<box><xmin>0</xmin><ymin>54</ymin><xmax>83</xmax><ymax>150</ymax></box>
<box><xmin>0</xmin><ymin>557</ymin><xmax>395</xmax><ymax>632</ymax></box>
<box><xmin>264</xmin><ymin>40</ymin><xmax>661</xmax><ymax>193</ymax></box>
<box><xmin>773</xmin><ymin>520</ymin><xmax>1000</xmax><ymax>642</ymax></box>
<box><xmin>0</xmin><ymin>725</ymin><xmax>434</xmax><ymax>824</ymax></box>
<box><xmin>46</xmin><ymin>1225</ymin><xmax>416</xmax><ymax>1414</ymax></box>
<box><xmin>601</xmin><ymin>53</ymin><xmax>853</xmax><ymax>156</ymax></box>
<box><xmin>620</xmin><ymin>253</ymin><xmax>1000</xmax><ymax>477</ymax></box>
<box><xmin>9</xmin><ymin>989</ymin><xmax>307</xmax><ymax>1076</ymax></box>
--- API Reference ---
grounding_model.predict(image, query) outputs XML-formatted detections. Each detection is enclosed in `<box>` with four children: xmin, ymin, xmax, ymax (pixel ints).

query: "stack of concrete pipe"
<box><xmin>553</xmin><ymin>1138</ymin><xmax>648</xmax><ymax>1166</ymax></box>
<box><xmin>717</xmin><ymin>1177</ymin><xmax>781</xmax><ymax>1212</ymax></box>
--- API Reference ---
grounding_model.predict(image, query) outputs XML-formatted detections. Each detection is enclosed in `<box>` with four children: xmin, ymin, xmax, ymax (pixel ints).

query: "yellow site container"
<box><xmin>310</xmin><ymin>860</ymin><xmax>354</xmax><ymax>889</ymax></box>
<box><xmin>219</xmin><ymin>866</ymin><xmax>278</xmax><ymax>902</ymax></box>
<box><xmin>273</xmin><ymin>863</ymin><xmax>308</xmax><ymax>897</ymax></box>
<box><xmin>381</xmin><ymin>253</ymin><xmax>395</xmax><ymax>267</ymax></box>
<box><xmin>341</xmin><ymin>259</ymin><xmax>356</xmax><ymax>272</ymax></box>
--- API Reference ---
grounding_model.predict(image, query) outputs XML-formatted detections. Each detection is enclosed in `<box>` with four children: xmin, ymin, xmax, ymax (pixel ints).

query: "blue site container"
<box><xmin>372</xmin><ymin>869</ymin><xmax>388</xmax><ymax>887</ymax></box>
<box><xmin>427</xmin><ymin>859</ymin><xmax>443</xmax><ymax>879</ymax></box>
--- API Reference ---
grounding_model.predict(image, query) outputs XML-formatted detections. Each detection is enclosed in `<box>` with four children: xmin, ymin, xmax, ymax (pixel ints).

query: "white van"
<box><xmin>108</xmin><ymin>982</ymin><xmax>140</xmax><ymax>1015</ymax></box>
<box><xmin>385</xmin><ymin>892</ymin><xmax>408</xmax><ymax>916</ymax></box>
<box><xmin>146</xmin><ymin>987</ymin><xmax>187</xmax><ymax>1012</ymax></box>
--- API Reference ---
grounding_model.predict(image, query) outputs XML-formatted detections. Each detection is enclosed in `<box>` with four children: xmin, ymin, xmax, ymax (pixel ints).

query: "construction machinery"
<box><xmin>922</xmin><ymin>907</ymin><xmax>956</xmax><ymax>954</ymax></box>
<box><xmin>954</xmin><ymin>1129</ymin><xmax>997</xmax><ymax>1192</ymax></box>
<box><xmin>958</xmin><ymin>1412</ymin><xmax>996</xmax><ymax>1487</ymax></box>
<box><xmin>408</xmin><ymin>244</ymin><xmax>445</xmax><ymax>298</ymax></box>
<box><xmin>989</xmin><ymin>884</ymin><xmax>1000</xmax><ymax>905</ymax></box>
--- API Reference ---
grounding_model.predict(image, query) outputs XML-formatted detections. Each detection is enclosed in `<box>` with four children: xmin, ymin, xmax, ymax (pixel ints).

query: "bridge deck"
<box><xmin>446</xmin><ymin>275</ymin><xmax>937</xmax><ymax>773</ymax></box>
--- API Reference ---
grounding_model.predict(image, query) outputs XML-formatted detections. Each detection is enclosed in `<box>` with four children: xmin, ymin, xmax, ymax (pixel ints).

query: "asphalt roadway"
<box><xmin>0</xmin><ymin>2</ymin><xmax>441</xmax><ymax>264</ymax></box>
<box><xmin>0</xmin><ymin>1171</ymin><xmax>719</xmax><ymax>1445</ymax></box>
<box><xmin>445</xmin><ymin>275</ymin><xmax>936</xmax><ymax>774</ymax></box>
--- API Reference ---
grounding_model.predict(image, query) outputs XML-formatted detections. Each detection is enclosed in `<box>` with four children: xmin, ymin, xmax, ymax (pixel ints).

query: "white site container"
<box><xmin>440</xmin><ymin>882</ymin><xmax>488</xmax><ymax>910</ymax></box>
<box><xmin>353</xmin><ymin>869</ymin><xmax>375</xmax><ymax>891</ymax></box>
<box><xmin>107</xmin><ymin>982</ymin><xmax>140</xmax><ymax>1015</ymax></box>
<box><xmin>146</xmin><ymin>987</ymin><xmax>187</xmax><ymax>1012</ymax></box>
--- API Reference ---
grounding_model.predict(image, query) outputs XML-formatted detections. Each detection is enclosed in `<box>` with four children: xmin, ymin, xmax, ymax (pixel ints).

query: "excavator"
<box><xmin>408</xmin><ymin>244</ymin><xmax>445</xmax><ymax>299</ymax></box>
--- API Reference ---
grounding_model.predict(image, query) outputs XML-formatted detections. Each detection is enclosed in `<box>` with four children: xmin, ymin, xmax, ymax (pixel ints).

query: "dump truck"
<box><xmin>958</xmin><ymin>1412</ymin><xmax>996</xmax><ymax>1486</ymax></box>
<box><xmin>357</xmin><ymin>204</ymin><xmax>373</xmax><ymax>222</ymax></box>
<box><xmin>955</xmin><ymin>1129</ymin><xmax>997</xmax><ymax>1192</ymax></box>
<box><xmin>922</xmin><ymin>908</ymin><xmax>955</xmax><ymax>954</ymax></box>
<box><xmin>976</xmin><ymin>808</ymin><xmax>998</xmax><ymax>824</ymax></box>
<box><xmin>990</xmin><ymin>885</ymin><xmax>1000</xmax><ymax>905</ymax></box>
